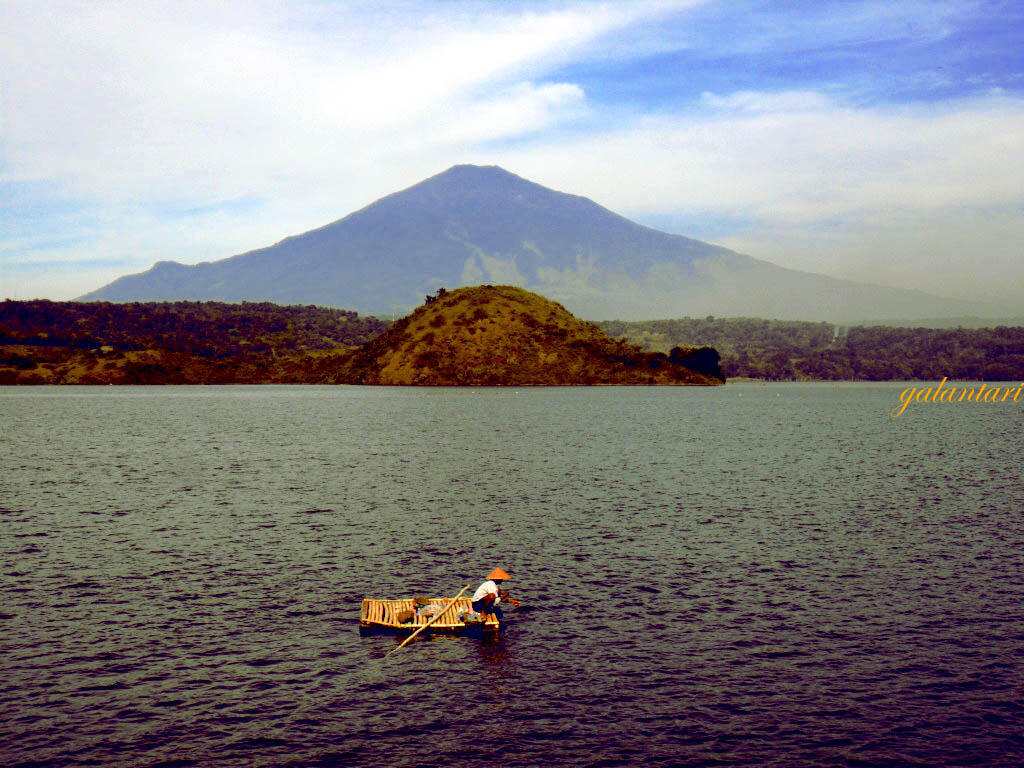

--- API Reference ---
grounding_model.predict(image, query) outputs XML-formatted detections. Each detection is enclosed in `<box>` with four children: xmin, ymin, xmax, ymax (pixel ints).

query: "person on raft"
<box><xmin>471</xmin><ymin>567</ymin><xmax>519</xmax><ymax>622</ymax></box>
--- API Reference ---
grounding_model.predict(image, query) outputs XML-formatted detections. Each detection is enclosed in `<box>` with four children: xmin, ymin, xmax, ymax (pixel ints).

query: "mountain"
<box><xmin>78</xmin><ymin>165</ymin><xmax>1002</xmax><ymax>322</ymax></box>
<box><xmin>330</xmin><ymin>285</ymin><xmax>723</xmax><ymax>385</ymax></box>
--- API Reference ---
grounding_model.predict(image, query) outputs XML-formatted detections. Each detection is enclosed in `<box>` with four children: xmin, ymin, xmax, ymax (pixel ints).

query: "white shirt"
<box><xmin>472</xmin><ymin>580</ymin><xmax>501</xmax><ymax>604</ymax></box>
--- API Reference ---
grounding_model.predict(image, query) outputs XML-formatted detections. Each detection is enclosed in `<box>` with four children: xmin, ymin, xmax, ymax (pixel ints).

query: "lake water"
<box><xmin>2</xmin><ymin>384</ymin><xmax>1022</xmax><ymax>768</ymax></box>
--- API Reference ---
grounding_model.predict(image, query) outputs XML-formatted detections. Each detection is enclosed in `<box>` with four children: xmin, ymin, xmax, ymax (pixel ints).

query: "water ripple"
<box><xmin>1</xmin><ymin>384</ymin><xmax>1022</xmax><ymax>767</ymax></box>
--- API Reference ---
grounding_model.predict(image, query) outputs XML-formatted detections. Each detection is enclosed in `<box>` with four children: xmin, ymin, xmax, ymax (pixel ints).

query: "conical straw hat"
<box><xmin>487</xmin><ymin>567</ymin><xmax>511</xmax><ymax>580</ymax></box>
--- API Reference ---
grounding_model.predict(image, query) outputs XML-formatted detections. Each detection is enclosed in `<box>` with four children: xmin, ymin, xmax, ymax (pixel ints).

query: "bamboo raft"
<box><xmin>359</xmin><ymin>596</ymin><xmax>501</xmax><ymax>635</ymax></box>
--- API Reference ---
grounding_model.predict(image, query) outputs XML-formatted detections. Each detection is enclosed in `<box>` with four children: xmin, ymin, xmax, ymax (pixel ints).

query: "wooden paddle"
<box><xmin>386</xmin><ymin>585</ymin><xmax>471</xmax><ymax>656</ymax></box>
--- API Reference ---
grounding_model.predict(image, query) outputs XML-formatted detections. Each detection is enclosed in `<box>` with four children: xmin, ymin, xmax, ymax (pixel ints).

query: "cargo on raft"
<box><xmin>359</xmin><ymin>596</ymin><xmax>501</xmax><ymax>635</ymax></box>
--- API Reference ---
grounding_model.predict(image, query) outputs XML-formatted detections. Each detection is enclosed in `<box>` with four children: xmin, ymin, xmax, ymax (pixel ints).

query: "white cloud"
<box><xmin>502</xmin><ymin>92</ymin><xmax>1024</xmax><ymax>222</ymax></box>
<box><xmin>2</xmin><ymin>0</ymin><xmax>674</xmax><ymax>297</ymax></box>
<box><xmin>437</xmin><ymin>82</ymin><xmax>586</xmax><ymax>144</ymax></box>
<box><xmin>699</xmin><ymin>90</ymin><xmax>834</xmax><ymax>113</ymax></box>
<box><xmin>2</xmin><ymin>1</ymin><xmax>1023</xmax><ymax>308</ymax></box>
<box><xmin>493</xmin><ymin>90</ymin><xmax>1024</xmax><ymax>305</ymax></box>
<box><xmin>0</xmin><ymin>1</ymin><xmax>641</xmax><ymax>202</ymax></box>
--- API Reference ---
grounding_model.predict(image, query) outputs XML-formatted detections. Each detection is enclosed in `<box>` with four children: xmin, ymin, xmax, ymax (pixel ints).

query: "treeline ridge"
<box><xmin>597</xmin><ymin>317</ymin><xmax>1024</xmax><ymax>381</ymax></box>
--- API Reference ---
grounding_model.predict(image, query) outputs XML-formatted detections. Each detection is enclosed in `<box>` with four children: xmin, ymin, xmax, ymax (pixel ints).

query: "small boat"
<box><xmin>359</xmin><ymin>596</ymin><xmax>500</xmax><ymax>635</ymax></box>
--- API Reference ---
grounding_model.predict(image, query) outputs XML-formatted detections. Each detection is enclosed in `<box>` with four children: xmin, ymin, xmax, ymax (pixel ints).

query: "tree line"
<box><xmin>0</xmin><ymin>299</ymin><xmax>389</xmax><ymax>360</ymax></box>
<box><xmin>597</xmin><ymin>317</ymin><xmax>1024</xmax><ymax>381</ymax></box>
<box><xmin>4</xmin><ymin>301</ymin><xmax>1022</xmax><ymax>382</ymax></box>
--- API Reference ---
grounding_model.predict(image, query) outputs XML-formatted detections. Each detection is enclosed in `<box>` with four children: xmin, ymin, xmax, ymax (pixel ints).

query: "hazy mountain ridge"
<box><xmin>79</xmin><ymin>164</ymin><xmax>1003</xmax><ymax>322</ymax></box>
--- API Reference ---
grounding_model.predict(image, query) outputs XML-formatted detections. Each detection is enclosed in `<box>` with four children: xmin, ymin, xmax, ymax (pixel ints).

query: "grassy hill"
<box><xmin>326</xmin><ymin>285</ymin><xmax>723</xmax><ymax>385</ymax></box>
<box><xmin>0</xmin><ymin>291</ymin><xmax>723</xmax><ymax>385</ymax></box>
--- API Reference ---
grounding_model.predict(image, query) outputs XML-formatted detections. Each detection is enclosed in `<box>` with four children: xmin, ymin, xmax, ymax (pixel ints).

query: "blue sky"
<box><xmin>2</xmin><ymin>0</ymin><xmax>1022</xmax><ymax>308</ymax></box>
<box><xmin>554</xmin><ymin>1</ymin><xmax>1023</xmax><ymax>108</ymax></box>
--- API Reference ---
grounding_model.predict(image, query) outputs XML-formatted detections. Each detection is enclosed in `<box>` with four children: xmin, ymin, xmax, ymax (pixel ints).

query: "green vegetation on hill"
<box><xmin>11</xmin><ymin>296</ymin><xmax>1017</xmax><ymax>385</ymax></box>
<box><xmin>598</xmin><ymin>317</ymin><xmax>1024</xmax><ymax>381</ymax></box>
<box><xmin>1</xmin><ymin>299</ymin><xmax>387</xmax><ymax>357</ymax></box>
<box><xmin>0</xmin><ymin>300</ymin><xmax>387</xmax><ymax>385</ymax></box>
<box><xmin>0</xmin><ymin>293</ymin><xmax>723</xmax><ymax>386</ymax></box>
<box><xmin>334</xmin><ymin>285</ymin><xmax>723</xmax><ymax>385</ymax></box>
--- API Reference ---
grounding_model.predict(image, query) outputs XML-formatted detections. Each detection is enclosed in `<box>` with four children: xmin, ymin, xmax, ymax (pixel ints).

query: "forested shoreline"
<box><xmin>2</xmin><ymin>300</ymin><xmax>1022</xmax><ymax>383</ymax></box>
<box><xmin>598</xmin><ymin>318</ymin><xmax>1024</xmax><ymax>381</ymax></box>
<box><xmin>0</xmin><ymin>300</ymin><xmax>387</xmax><ymax>384</ymax></box>
<box><xmin>1</xmin><ymin>299</ymin><xmax>387</xmax><ymax>356</ymax></box>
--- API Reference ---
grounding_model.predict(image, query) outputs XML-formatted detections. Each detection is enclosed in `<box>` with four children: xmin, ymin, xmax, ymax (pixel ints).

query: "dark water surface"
<box><xmin>2</xmin><ymin>384</ymin><xmax>1022</xmax><ymax>767</ymax></box>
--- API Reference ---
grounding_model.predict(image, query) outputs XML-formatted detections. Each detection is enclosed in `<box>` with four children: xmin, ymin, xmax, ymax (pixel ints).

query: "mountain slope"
<box><xmin>330</xmin><ymin>285</ymin><xmax>723</xmax><ymax>385</ymax></box>
<box><xmin>79</xmin><ymin>165</ymin><xmax>1001</xmax><ymax>322</ymax></box>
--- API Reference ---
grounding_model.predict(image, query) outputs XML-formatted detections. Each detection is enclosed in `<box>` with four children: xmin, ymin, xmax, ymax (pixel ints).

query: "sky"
<box><xmin>2</xmin><ymin>0</ymin><xmax>1023</xmax><ymax>309</ymax></box>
